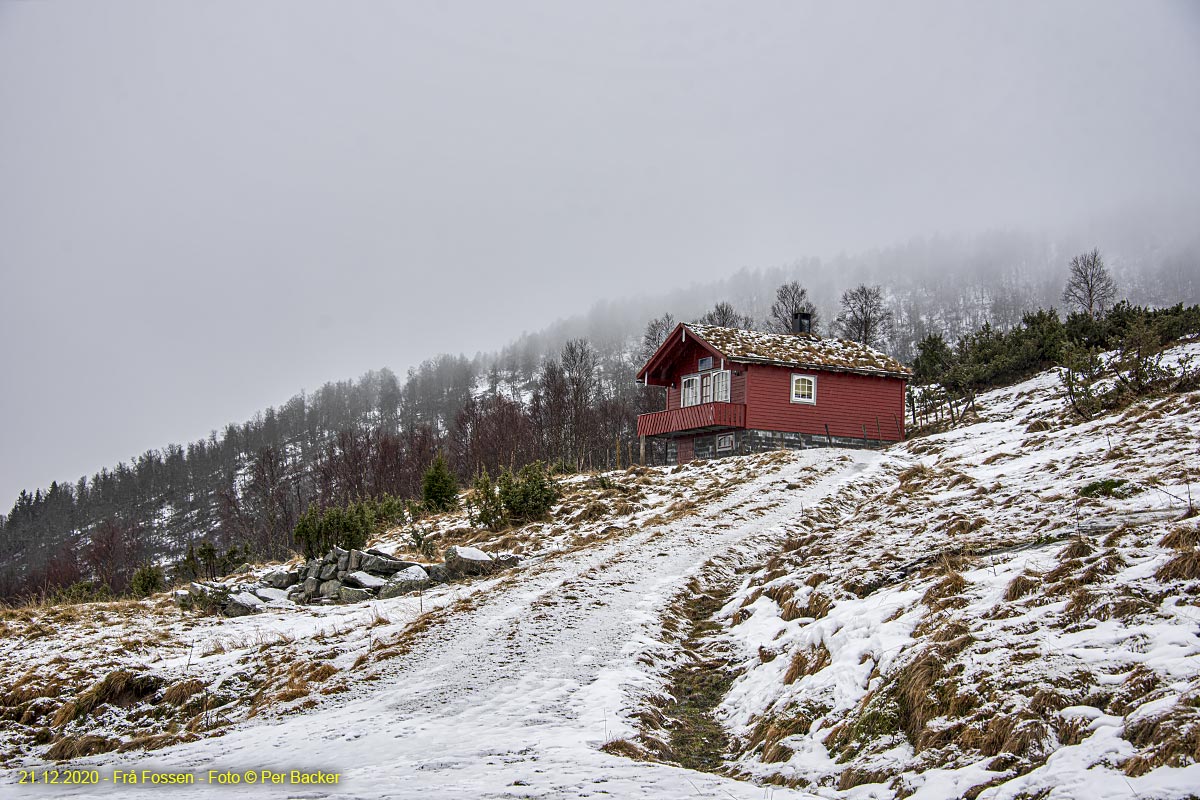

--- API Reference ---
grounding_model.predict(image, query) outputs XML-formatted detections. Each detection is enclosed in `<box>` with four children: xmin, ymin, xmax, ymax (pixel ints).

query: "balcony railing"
<box><xmin>637</xmin><ymin>402</ymin><xmax>746</xmax><ymax>438</ymax></box>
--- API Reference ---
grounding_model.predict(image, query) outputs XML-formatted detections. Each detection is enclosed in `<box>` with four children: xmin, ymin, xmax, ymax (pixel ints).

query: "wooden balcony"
<box><xmin>637</xmin><ymin>402</ymin><xmax>747</xmax><ymax>438</ymax></box>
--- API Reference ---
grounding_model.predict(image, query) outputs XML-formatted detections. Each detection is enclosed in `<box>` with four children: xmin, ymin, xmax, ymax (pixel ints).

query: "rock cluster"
<box><xmin>176</xmin><ymin>545</ymin><xmax>517</xmax><ymax>617</ymax></box>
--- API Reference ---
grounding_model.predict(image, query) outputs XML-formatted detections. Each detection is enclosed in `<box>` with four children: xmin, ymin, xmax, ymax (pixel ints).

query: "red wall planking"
<box><xmin>744</xmin><ymin>364</ymin><xmax>906</xmax><ymax>441</ymax></box>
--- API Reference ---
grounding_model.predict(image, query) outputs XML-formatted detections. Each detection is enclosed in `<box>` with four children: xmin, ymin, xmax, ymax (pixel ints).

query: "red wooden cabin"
<box><xmin>635</xmin><ymin>316</ymin><xmax>911</xmax><ymax>463</ymax></box>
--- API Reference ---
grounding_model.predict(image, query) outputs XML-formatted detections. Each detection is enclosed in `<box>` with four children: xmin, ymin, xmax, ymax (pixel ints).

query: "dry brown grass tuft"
<box><xmin>1004</xmin><ymin>573</ymin><xmax>1041</xmax><ymax>602</ymax></box>
<box><xmin>161</xmin><ymin>679</ymin><xmax>205</xmax><ymax>707</ymax></box>
<box><xmin>783</xmin><ymin>643</ymin><xmax>832</xmax><ymax>685</ymax></box>
<box><xmin>803</xmin><ymin>592</ymin><xmax>834</xmax><ymax>620</ymax></box>
<box><xmin>1044</xmin><ymin>559</ymin><xmax>1082</xmax><ymax>584</ymax></box>
<box><xmin>1109</xmin><ymin>666</ymin><xmax>1162</xmax><ymax>715</ymax></box>
<box><xmin>747</xmin><ymin>714</ymin><xmax>813</xmax><ymax>763</ymax></box>
<box><xmin>1160</xmin><ymin>525</ymin><xmax>1200</xmax><ymax>550</ymax></box>
<box><xmin>898</xmin><ymin>464</ymin><xmax>932</xmax><ymax>489</ymax></box>
<box><xmin>837</xmin><ymin>768</ymin><xmax>893</xmax><ymax>791</ymax></box>
<box><xmin>945</xmin><ymin>516</ymin><xmax>983</xmax><ymax>537</ymax></box>
<box><xmin>1155</xmin><ymin>548</ymin><xmax>1200</xmax><ymax>582</ymax></box>
<box><xmin>1062</xmin><ymin>589</ymin><xmax>1095</xmax><ymax>625</ymax></box>
<box><xmin>1121</xmin><ymin>698</ymin><xmax>1200</xmax><ymax>775</ymax></box>
<box><xmin>45</xmin><ymin>734</ymin><xmax>120</xmax><ymax>760</ymax></box>
<box><xmin>1059</xmin><ymin>537</ymin><xmax>1095</xmax><ymax>561</ymax></box>
<box><xmin>1054</xmin><ymin>715</ymin><xmax>1090</xmax><ymax>746</ymax></box>
<box><xmin>762</xmin><ymin>583</ymin><xmax>795</xmax><ymax>608</ymax></box>
<box><xmin>922</xmin><ymin>572</ymin><xmax>967</xmax><ymax>608</ymax></box>
<box><xmin>51</xmin><ymin>670</ymin><xmax>162</xmax><ymax>728</ymax></box>
<box><xmin>600</xmin><ymin>738</ymin><xmax>647</xmax><ymax>760</ymax></box>
<box><xmin>1030</xmin><ymin>689</ymin><xmax>1068</xmax><ymax>715</ymax></box>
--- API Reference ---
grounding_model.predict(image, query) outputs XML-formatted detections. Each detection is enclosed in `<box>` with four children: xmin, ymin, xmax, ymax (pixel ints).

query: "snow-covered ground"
<box><xmin>3</xmin><ymin>342</ymin><xmax>1199</xmax><ymax>799</ymax></box>
<box><xmin>4</xmin><ymin>451</ymin><xmax>870</xmax><ymax>799</ymax></box>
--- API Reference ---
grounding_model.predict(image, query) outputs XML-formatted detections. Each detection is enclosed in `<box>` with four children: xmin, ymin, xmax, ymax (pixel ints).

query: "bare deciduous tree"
<box><xmin>640</xmin><ymin>313</ymin><xmax>675</xmax><ymax>361</ymax></box>
<box><xmin>1062</xmin><ymin>249</ymin><xmax>1117</xmax><ymax>317</ymax></box>
<box><xmin>834</xmin><ymin>284</ymin><xmax>893</xmax><ymax>348</ymax></box>
<box><xmin>768</xmin><ymin>281</ymin><xmax>820</xmax><ymax>334</ymax></box>
<box><xmin>696</xmin><ymin>301</ymin><xmax>755</xmax><ymax>330</ymax></box>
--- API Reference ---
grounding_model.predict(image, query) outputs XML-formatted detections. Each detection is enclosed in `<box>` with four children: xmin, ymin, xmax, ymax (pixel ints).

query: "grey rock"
<box><xmin>223</xmin><ymin>600</ymin><xmax>257</xmax><ymax>617</ymax></box>
<box><xmin>224</xmin><ymin>591</ymin><xmax>264</xmax><ymax>617</ymax></box>
<box><xmin>494</xmin><ymin>553</ymin><xmax>520</xmax><ymax>569</ymax></box>
<box><xmin>348</xmin><ymin>550</ymin><xmax>364</xmax><ymax>571</ymax></box>
<box><xmin>359</xmin><ymin>553</ymin><xmax>418</xmax><ymax>575</ymax></box>
<box><xmin>264</xmin><ymin>569</ymin><xmax>299</xmax><ymax>589</ymax></box>
<box><xmin>337</xmin><ymin>554</ymin><xmax>350</xmax><ymax>572</ymax></box>
<box><xmin>302</xmin><ymin>576</ymin><xmax>321</xmax><ymax>597</ymax></box>
<box><xmin>426</xmin><ymin>564</ymin><xmax>452</xmax><ymax>583</ymax></box>
<box><xmin>338</xmin><ymin>586</ymin><xmax>372</xmax><ymax>603</ymax></box>
<box><xmin>344</xmin><ymin>571</ymin><xmax>387</xmax><ymax>590</ymax></box>
<box><xmin>319</xmin><ymin>562</ymin><xmax>338</xmax><ymax>581</ymax></box>
<box><xmin>445</xmin><ymin>545</ymin><xmax>497</xmax><ymax>577</ymax></box>
<box><xmin>337</xmin><ymin>570</ymin><xmax>348</xmax><ymax>581</ymax></box>
<box><xmin>378</xmin><ymin>566</ymin><xmax>430</xmax><ymax>599</ymax></box>
<box><xmin>319</xmin><ymin>579</ymin><xmax>342</xmax><ymax>598</ymax></box>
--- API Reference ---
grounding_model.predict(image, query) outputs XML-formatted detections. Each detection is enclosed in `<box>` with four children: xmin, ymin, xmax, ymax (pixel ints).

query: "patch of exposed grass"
<box><xmin>1121</xmin><ymin>696</ymin><xmax>1200</xmax><ymax>776</ymax></box>
<box><xmin>1155</xmin><ymin>548</ymin><xmax>1200</xmax><ymax>582</ymax></box>
<box><xmin>52</xmin><ymin>670</ymin><xmax>162</xmax><ymax>727</ymax></box>
<box><xmin>45</xmin><ymin>734</ymin><xmax>120</xmax><ymax>761</ymax></box>
<box><xmin>1161</xmin><ymin>525</ymin><xmax>1200</xmax><ymax>550</ymax></box>
<box><xmin>922</xmin><ymin>572</ymin><xmax>967</xmax><ymax>608</ymax></box>
<box><xmin>783</xmin><ymin>643</ymin><xmax>831</xmax><ymax>685</ymax></box>
<box><xmin>1004</xmin><ymin>573</ymin><xmax>1041</xmax><ymax>602</ymax></box>
<box><xmin>161</xmin><ymin>679</ymin><xmax>205</xmax><ymax>707</ymax></box>
<box><xmin>1078</xmin><ymin>478</ymin><xmax>1136</xmax><ymax>499</ymax></box>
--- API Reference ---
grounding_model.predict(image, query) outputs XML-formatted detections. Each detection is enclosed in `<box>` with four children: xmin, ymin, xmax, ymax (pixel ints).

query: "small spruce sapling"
<box><xmin>422</xmin><ymin>454</ymin><xmax>458</xmax><ymax>513</ymax></box>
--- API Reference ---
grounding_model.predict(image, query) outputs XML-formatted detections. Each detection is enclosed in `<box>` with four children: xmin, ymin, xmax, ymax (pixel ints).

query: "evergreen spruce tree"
<box><xmin>421</xmin><ymin>454</ymin><xmax>458</xmax><ymax>513</ymax></box>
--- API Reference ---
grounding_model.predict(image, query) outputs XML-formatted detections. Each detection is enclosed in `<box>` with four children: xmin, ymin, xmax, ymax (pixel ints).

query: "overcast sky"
<box><xmin>1</xmin><ymin>0</ymin><xmax>1198</xmax><ymax>504</ymax></box>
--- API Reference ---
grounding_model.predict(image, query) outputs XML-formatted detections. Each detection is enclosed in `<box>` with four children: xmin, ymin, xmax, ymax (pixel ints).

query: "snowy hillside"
<box><xmin>2</xmin><ymin>343</ymin><xmax>1199</xmax><ymax>800</ymax></box>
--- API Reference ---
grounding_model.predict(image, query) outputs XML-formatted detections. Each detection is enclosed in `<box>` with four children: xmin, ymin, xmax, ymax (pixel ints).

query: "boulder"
<box><xmin>264</xmin><ymin>569</ymin><xmax>299</xmax><ymax>589</ymax></box>
<box><xmin>319</xmin><ymin>562</ymin><xmax>338</xmax><ymax>581</ymax></box>
<box><xmin>359</xmin><ymin>553</ymin><xmax>418</xmax><ymax>576</ymax></box>
<box><xmin>302</xmin><ymin>576</ymin><xmax>321</xmax><ymax>597</ymax></box>
<box><xmin>338</xmin><ymin>586</ymin><xmax>373</xmax><ymax>603</ymax></box>
<box><xmin>337</xmin><ymin>554</ymin><xmax>350</xmax><ymax>573</ymax></box>
<box><xmin>225</xmin><ymin>591</ymin><xmax>264</xmax><ymax>617</ymax></box>
<box><xmin>494</xmin><ymin>553</ymin><xmax>520</xmax><ymax>569</ymax></box>
<box><xmin>426</xmin><ymin>563</ymin><xmax>452</xmax><ymax>583</ymax></box>
<box><xmin>253</xmin><ymin>586</ymin><xmax>290</xmax><ymax>603</ymax></box>
<box><xmin>379</xmin><ymin>566</ymin><xmax>430</xmax><ymax>599</ymax></box>
<box><xmin>337</xmin><ymin>570</ymin><xmax>348</xmax><ymax>581</ymax></box>
<box><xmin>348</xmin><ymin>550</ymin><xmax>364</xmax><ymax>571</ymax></box>
<box><xmin>319</xmin><ymin>579</ymin><xmax>342</xmax><ymax>598</ymax></box>
<box><xmin>343</xmin><ymin>571</ymin><xmax>386</xmax><ymax>590</ymax></box>
<box><xmin>444</xmin><ymin>545</ymin><xmax>496</xmax><ymax>577</ymax></box>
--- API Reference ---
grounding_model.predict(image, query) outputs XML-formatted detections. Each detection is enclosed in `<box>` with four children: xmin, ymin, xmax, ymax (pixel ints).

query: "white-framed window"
<box><xmin>790</xmin><ymin>374</ymin><xmax>817</xmax><ymax>404</ymax></box>
<box><xmin>717</xmin><ymin>433</ymin><xmax>734</xmax><ymax>452</ymax></box>
<box><xmin>713</xmin><ymin>370</ymin><xmax>730</xmax><ymax>402</ymax></box>
<box><xmin>683</xmin><ymin>369</ymin><xmax>731</xmax><ymax>407</ymax></box>
<box><xmin>698</xmin><ymin>356</ymin><xmax>713</xmax><ymax>372</ymax></box>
